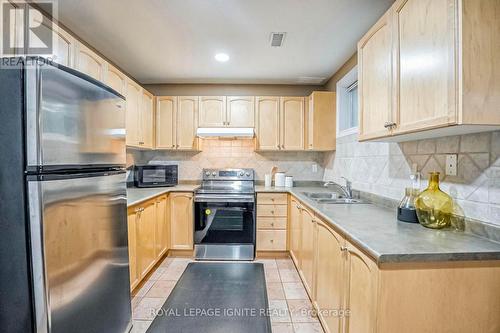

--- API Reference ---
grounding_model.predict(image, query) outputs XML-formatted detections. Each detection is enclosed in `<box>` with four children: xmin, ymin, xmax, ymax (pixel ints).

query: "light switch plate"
<box><xmin>445</xmin><ymin>154</ymin><xmax>457</xmax><ymax>176</ymax></box>
<box><xmin>312</xmin><ymin>163</ymin><xmax>318</xmax><ymax>173</ymax></box>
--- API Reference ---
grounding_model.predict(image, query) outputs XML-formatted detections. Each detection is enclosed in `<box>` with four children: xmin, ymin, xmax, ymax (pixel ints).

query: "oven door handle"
<box><xmin>194</xmin><ymin>195</ymin><xmax>255</xmax><ymax>203</ymax></box>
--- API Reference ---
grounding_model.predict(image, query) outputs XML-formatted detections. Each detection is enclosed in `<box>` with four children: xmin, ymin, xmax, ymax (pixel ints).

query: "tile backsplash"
<box><xmin>323</xmin><ymin>131</ymin><xmax>500</xmax><ymax>227</ymax></box>
<box><xmin>128</xmin><ymin>138</ymin><xmax>325</xmax><ymax>182</ymax></box>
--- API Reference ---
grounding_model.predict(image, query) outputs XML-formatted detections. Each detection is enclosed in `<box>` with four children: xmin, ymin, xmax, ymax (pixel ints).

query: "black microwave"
<box><xmin>134</xmin><ymin>165</ymin><xmax>178</xmax><ymax>188</ymax></box>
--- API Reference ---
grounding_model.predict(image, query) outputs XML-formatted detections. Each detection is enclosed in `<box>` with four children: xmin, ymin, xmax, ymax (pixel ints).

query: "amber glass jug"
<box><xmin>415</xmin><ymin>172</ymin><xmax>453</xmax><ymax>229</ymax></box>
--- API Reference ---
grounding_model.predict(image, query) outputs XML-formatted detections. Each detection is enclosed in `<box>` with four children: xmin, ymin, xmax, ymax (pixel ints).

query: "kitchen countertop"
<box><xmin>256</xmin><ymin>186</ymin><xmax>500</xmax><ymax>264</ymax></box>
<box><xmin>127</xmin><ymin>185</ymin><xmax>199</xmax><ymax>206</ymax></box>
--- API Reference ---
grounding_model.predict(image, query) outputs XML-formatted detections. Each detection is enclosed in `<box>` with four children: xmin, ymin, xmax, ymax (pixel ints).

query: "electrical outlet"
<box><xmin>312</xmin><ymin>163</ymin><xmax>318</xmax><ymax>173</ymax></box>
<box><xmin>445</xmin><ymin>154</ymin><xmax>457</xmax><ymax>176</ymax></box>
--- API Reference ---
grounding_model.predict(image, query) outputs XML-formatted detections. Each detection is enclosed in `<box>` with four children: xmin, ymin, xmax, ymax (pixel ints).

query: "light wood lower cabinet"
<box><xmin>136</xmin><ymin>200</ymin><xmax>156</xmax><ymax>279</ymax></box>
<box><xmin>299</xmin><ymin>206</ymin><xmax>315</xmax><ymax>296</ymax></box>
<box><xmin>127</xmin><ymin>193</ymin><xmax>179</xmax><ymax>291</ymax></box>
<box><xmin>127</xmin><ymin>208</ymin><xmax>139</xmax><ymax>290</ymax></box>
<box><xmin>314</xmin><ymin>220</ymin><xmax>345</xmax><ymax>333</ymax></box>
<box><xmin>169</xmin><ymin>192</ymin><xmax>194</xmax><ymax>250</ymax></box>
<box><xmin>256</xmin><ymin>193</ymin><xmax>288</xmax><ymax>252</ymax></box>
<box><xmin>154</xmin><ymin>195</ymin><xmax>169</xmax><ymax>258</ymax></box>
<box><xmin>289</xmin><ymin>198</ymin><xmax>302</xmax><ymax>266</ymax></box>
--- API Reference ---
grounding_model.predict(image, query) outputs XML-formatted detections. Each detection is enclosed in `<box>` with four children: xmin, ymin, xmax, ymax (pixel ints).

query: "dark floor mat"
<box><xmin>146</xmin><ymin>262</ymin><xmax>272</xmax><ymax>333</ymax></box>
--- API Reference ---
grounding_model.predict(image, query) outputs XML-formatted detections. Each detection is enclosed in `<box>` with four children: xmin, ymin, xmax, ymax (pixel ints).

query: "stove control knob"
<box><xmin>205</xmin><ymin>171</ymin><xmax>210</xmax><ymax>177</ymax></box>
<box><xmin>239</xmin><ymin>171</ymin><xmax>244</xmax><ymax>176</ymax></box>
<box><xmin>245</xmin><ymin>172</ymin><xmax>250</xmax><ymax>177</ymax></box>
<box><xmin>212</xmin><ymin>172</ymin><xmax>217</xmax><ymax>176</ymax></box>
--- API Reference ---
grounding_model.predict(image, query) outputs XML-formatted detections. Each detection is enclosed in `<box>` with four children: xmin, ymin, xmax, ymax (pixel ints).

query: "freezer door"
<box><xmin>28</xmin><ymin>171</ymin><xmax>131</xmax><ymax>333</ymax></box>
<box><xmin>26</xmin><ymin>62</ymin><xmax>126</xmax><ymax>172</ymax></box>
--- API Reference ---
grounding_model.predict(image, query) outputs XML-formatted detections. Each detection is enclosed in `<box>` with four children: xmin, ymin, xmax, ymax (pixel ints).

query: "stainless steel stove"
<box><xmin>194</xmin><ymin>169</ymin><xmax>256</xmax><ymax>260</ymax></box>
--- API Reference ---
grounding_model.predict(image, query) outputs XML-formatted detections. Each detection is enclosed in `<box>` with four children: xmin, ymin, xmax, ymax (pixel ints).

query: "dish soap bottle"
<box><xmin>415</xmin><ymin>172</ymin><xmax>453</xmax><ymax>229</ymax></box>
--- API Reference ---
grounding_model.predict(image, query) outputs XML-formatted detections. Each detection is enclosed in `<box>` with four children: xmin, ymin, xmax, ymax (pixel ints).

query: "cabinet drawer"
<box><xmin>257</xmin><ymin>230</ymin><xmax>287</xmax><ymax>251</ymax></box>
<box><xmin>258</xmin><ymin>193</ymin><xmax>288</xmax><ymax>205</ymax></box>
<box><xmin>257</xmin><ymin>204</ymin><xmax>287</xmax><ymax>217</ymax></box>
<box><xmin>257</xmin><ymin>217</ymin><xmax>287</xmax><ymax>230</ymax></box>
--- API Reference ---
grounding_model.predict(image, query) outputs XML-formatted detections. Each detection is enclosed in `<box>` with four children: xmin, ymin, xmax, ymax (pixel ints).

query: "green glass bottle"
<box><xmin>415</xmin><ymin>172</ymin><xmax>453</xmax><ymax>229</ymax></box>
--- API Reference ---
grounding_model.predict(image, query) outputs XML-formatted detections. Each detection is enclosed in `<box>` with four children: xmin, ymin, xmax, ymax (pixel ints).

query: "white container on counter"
<box><xmin>275</xmin><ymin>173</ymin><xmax>286</xmax><ymax>187</ymax></box>
<box><xmin>285</xmin><ymin>176</ymin><xmax>294</xmax><ymax>188</ymax></box>
<box><xmin>264</xmin><ymin>174</ymin><xmax>272</xmax><ymax>187</ymax></box>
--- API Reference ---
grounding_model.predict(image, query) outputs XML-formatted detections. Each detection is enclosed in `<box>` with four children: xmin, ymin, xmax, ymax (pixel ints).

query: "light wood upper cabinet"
<box><xmin>280</xmin><ymin>97</ymin><xmax>305</xmax><ymax>150</ymax></box>
<box><xmin>393</xmin><ymin>0</ymin><xmax>457</xmax><ymax>134</ymax></box>
<box><xmin>315</xmin><ymin>219</ymin><xmax>345</xmax><ymax>333</ymax></box>
<box><xmin>344</xmin><ymin>242</ymin><xmax>378</xmax><ymax>333</ymax></box>
<box><xmin>359</xmin><ymin>0</ymin><xmax>500</xmax><ymax>141</ymax></box>
<box><xmin>106</xmin><ymin>64</ymin><xmax>127</xmax><ymax>96</ymax></box>
<box><xmin>127</xmin><ymin>209</ymin><xmax>138</xmax><ymax>290</ymax></box>
<box><xmin>256</xmin><ymin>97</ymin><xmax>281</xmax><ymax>150</ymax></box>
<box><xmin>75</xmin><ymin>43</ymin><xmax>107</xmax><ymax>81</ymax></box>
<box><xmin>358</xmin><ymin>10</ymin><xmax>394</xmax><ymax>141</ymax></box>
<box><xmin>156</xmin><ymin>96</ymin><xmax>177</xmax><ymax>149</ymax></box>
<box><xmin>307</xmin><ymin>91</ymin><xmax>336</xmax><ymax>151</ymax></box>
<box><xmin>136</xmin><ymin>200</ymin><xmax>156</xmax><ymax>279</ymax></box>
<box><xmin>154</xmin><ymin>195</ymin><xmax>168</xmax><ymax>258</ymax></box>
<box><xmin>141</xmin><ymin>90</ymin><xmax>155</xmax><ymax>149</ymax></box>
<box><xmin>289</xmin><ymin>198</ymin><xmax>302</xmax><ymax>267</ymax></box>
<box><xmin>52</xmin><ymin>24</ymin><xmax>76</xmax><ymax>68</ymax></box>
<box><xmin>226</xmin><ymin>96</ymin><xmax>255</xmax><ymax>127</ymax></box>
<box><xmin>177</xmin><ymin>97</ymin><xmax>199</xmax><ymax>150</ymax></box>
<box><xmin>199</xmin><ymin>96</ymin><xmax>226</xmax><ymax>127</ymax></box>
<box><xmin>299</xmin><ymin>206</ymin><xmax>315</xmax><ymax>297</ymax></box>
<box><xmin>170</xmin><ymin>192</ymin><xmax>194</xmax><ymax>250</ymax></box>
<box><xmin>125</xmin><ymin>80</ymin><xmax>142</xmax><ymax>147</ymax></box>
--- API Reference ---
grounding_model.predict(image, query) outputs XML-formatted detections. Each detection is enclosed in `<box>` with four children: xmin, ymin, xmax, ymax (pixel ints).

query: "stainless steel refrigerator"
<box><xmin>0</xmin><ymin>57</ymin><xmax>131</xmax><ymax>333</ymax></box>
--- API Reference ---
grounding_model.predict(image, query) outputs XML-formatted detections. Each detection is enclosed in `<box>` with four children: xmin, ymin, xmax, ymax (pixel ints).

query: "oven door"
<box><xmin>194</xmin><ymin>195</ymin><xmax>255</xmax><ymax>245</ymax></box>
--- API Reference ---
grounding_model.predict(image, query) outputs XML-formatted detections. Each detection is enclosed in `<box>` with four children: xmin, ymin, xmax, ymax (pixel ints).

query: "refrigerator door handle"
<box><xmin>27</xmin><ymin>181</ymin><xmax>50</xmax><ymax>333</ymax></box>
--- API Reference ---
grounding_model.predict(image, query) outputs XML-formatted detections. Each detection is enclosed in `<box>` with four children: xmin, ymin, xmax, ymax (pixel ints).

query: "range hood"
<box><xmin>196</xmin><ymin>127</ymin><xmax>255</xmax><ymax>138</ymax></box>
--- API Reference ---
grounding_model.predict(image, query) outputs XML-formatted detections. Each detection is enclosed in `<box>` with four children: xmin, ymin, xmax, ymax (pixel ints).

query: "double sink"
<box><xmin>302</xmin><ymin>192</ymin><xmax>366</xmax><ymax>204</ymax></box>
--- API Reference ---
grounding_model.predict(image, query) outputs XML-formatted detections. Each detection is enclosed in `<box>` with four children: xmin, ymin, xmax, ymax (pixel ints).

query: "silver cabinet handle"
<box><xmin>384</xmin><ymin>122</ymin><xmax>396</xmax><ymax>129</ymax></box>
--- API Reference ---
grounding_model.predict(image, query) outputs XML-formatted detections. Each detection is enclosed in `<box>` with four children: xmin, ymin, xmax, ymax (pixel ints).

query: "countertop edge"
<box><xmin>255</xmin><ymin>186</ymin><xmax>500</xmax><ymax>265</ymax></box>
<box><xmin>127</xmin><ymin>186</ymin><xmax>197</xmax><ymax>207</ymax></box>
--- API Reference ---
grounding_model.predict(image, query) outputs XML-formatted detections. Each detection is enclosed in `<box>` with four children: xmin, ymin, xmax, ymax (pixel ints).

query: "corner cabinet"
<box><xmin>169</xmin><ymin>192</ymin><xmax>194</xmax><ymax>250</ymax></box>
<box><xmin>126</xmin><ymin>81</ymin><xmax>154</xmax><ymax>149</ymax></box>
<box><xmin>307</xmin><ymin>91</ymin><xmax>336</xmax><ymax>150</ymax></box>
<box><xmin>358</xmin><ymin>0</ymin><xmax>500</xmax><ymax>142</ymax></box>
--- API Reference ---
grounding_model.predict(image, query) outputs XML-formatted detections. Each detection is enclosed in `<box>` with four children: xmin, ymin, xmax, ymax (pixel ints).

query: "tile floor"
<box><xmin>130</xmin><ymin>257</ymin><xmax>324</xmax><ymax>333</ymax></box>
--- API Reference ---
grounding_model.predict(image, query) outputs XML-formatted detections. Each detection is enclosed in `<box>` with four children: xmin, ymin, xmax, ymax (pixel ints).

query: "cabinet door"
<box><xmin>156</xmin><ymin>97</ymin><xmax>177</xmax><ymax>149</ymax></box>
<box><xmin>315</xmin><ymin>220</ymin><xmax>345</xmax><ymax>333</ymax></box>
<box><xmin>155</xmin><ymin>195</ymin><xmax>168</xmax><ymax>257</ymax></box>
<box><xmin>358</xmin><ymin>11</ymin><xmax>393</xmax><ymax>141</ymax></box>
<box><xmin>31</xmin><ymin>12</ymin><xmax>76</xmax><ymax>68</ymax></box>
<box><xmin>392</xmin><ymin>0</ymin><xmax>457</xmax><ymax>134</ymax></box>
<box><xmin>125</xmin><ymin>80</ymin><xmax>142</xmax><ymax>147</ymax></box>
<box><xmin>106</xmin><ymin>64</ymin><xmax>127</xmax><ymax>96</ymax></box>
<box><xmin>280</xmin><ymin>97</ymin><xmax>305</xmax><ymax>150</ymax></box>
<box><xmin>127</xmin><ymin>209</ymin><xmax>138</xmax><ymax>290</ymax></box>
<box><xmin>177</xmin><ymin>97</ymin><xmax>198</xmax><ymax>150</ymax></box>
<box><xmin>170</xmin><ymin>193</ymin><xmax>194</xmax><ymax>250</ymax></box>
<box><xmin>75</xmin><ymin>43</ymin><xmax>107</xmax><ymax>82</ymax></box>
<box><xmin>137</xmin><ymin>201</ymin><xmax>156</xmax><ymax>278</ymax></box>
<box><xmin>300</xmin><ymin>207</ymin><xmax>315</xmax><ymax>297</ymax></box>
<box><xmin>344</xmin><ymin>243</ymin><xmax>378</xmax><ymax>333</ymax></box>
<box><xmin>141</xmin><ymin>90</ymin><xmax>154</xmax><ymax>149</ymax></box>
<box><xmin>307</xmin><ymin>92</ymin><xmax>336</xmax><ymax>150</ymax></box>
<box><xmin>226</xmin><ymin>96</ymin><xmax>255</xmax><ymax>127</ymax></box>
<box><xmin>289</xmin><ymin>198</ymin><xmax>302</xmax><ymax>267</ymax></box>
<box><xmin>256</xmin><ymin>97</ymin><xmax>280</xmax><ymax>150</ymax></box>
<box><xmin>199</xmin><ymin>96</ymin><xmax>226</xmax><ymax>127</ymax></box>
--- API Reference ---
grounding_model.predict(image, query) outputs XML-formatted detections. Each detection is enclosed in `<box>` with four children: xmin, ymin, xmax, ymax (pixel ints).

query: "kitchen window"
<box><xmin>336</xmin><ymin>66</ymin><xmax>358</xmax><ymax>137</ymax></box>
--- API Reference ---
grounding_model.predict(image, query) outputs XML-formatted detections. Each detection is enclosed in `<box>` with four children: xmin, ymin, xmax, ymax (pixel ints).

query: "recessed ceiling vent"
<box><xmin>270</xmin><ymin>32</ymin><xmax>286</xmax><ymax>47</ymax></box>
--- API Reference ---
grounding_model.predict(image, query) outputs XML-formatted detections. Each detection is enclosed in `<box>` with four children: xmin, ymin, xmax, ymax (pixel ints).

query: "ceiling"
<box><xmin>56</xmin><ymin>0</ymin><xmax>393</xmax><ymax>85</ymax></box>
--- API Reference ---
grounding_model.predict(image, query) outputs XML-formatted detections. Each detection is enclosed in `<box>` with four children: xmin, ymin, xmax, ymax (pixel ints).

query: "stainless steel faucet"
<box><xmin>324</xmin><ymin>177</ymin><xmax>353</xmax><ymax>199</ymax></box>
